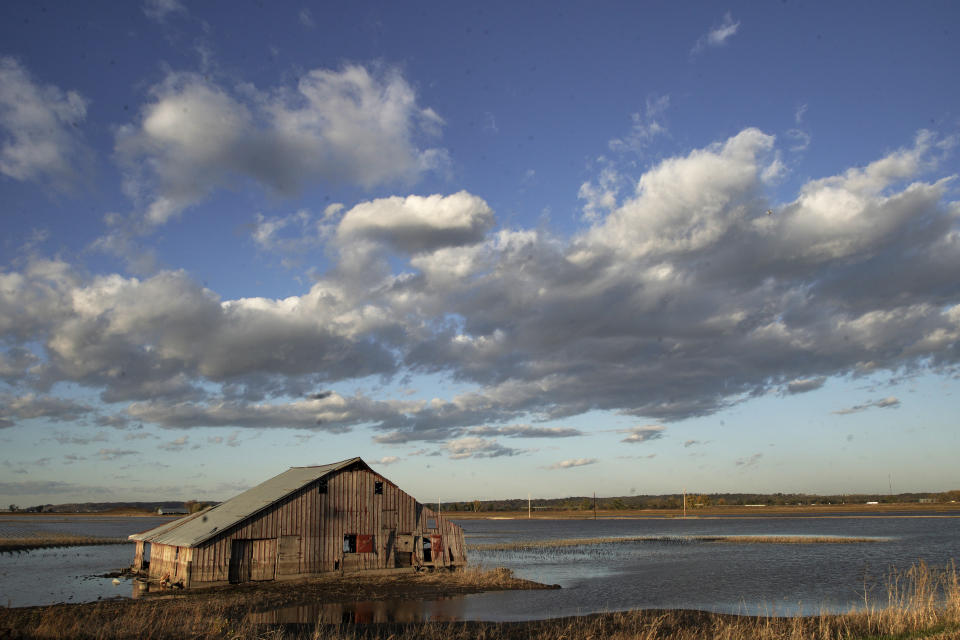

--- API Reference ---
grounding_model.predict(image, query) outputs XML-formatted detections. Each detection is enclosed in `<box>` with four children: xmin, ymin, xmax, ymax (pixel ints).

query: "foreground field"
<box><xmin>1</xmin><ymin>563</ymin><xmax>958</xmax><ymax>639</ymax></box>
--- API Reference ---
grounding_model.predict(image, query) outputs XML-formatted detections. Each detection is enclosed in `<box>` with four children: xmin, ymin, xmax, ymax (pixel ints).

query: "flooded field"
<box><xmin>1</xmin><ymin>512</ymin><xmax>958</xmax><ymax>619</ymax></box>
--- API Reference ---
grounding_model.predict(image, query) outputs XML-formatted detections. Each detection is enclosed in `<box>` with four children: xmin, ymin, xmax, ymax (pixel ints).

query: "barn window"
<box><xmin>427</xmin><ymin>517</ymin><xmax>436</xmax><ymax>529</ymax></box>
<box><xmin>344</xmin><ymin>534</ymin><xmax>374</xmax><ymax>553</ymax></box>
<box><xmin>318</xmin><ymin>479</ymin><xmax>327</xmax><ymax>494</ymax></box>
<box><xmin>374</xmin><ymin>481</ymin><xmax>383</xmax><ymax>495</ymax></box>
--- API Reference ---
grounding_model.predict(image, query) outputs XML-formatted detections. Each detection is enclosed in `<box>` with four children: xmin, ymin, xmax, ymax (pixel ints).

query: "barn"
<box><xmin>129</xmin><ymin>457</ymin><xmax>467</xmax><ymax>587</ymax></box>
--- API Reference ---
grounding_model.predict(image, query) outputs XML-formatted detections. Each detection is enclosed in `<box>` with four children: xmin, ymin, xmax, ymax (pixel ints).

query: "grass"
<box><xmin>1</xmin><ymin>562</ymin><xmax>958</xmax><ymax>639</ymax></box>
<box><xmin>0</xmin><ymin>535</ymin><xmax>129</xmax><ymax>553</ymax></box>
<box><xmin>468</xmin><ymin>534</ymin><xmax>884</xmax><ymax>551</ymax></box>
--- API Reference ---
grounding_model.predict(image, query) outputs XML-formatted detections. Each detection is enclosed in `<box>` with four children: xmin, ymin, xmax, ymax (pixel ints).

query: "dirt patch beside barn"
<box><xmin>147</xmin><ymin>566</ymin><xmax>556</xmax><ymax>610</ymax></box>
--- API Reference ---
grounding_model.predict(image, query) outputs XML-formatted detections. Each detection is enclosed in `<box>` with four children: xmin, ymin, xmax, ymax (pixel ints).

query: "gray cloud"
<box><xmin>158</xmin><ymin>436</ymin><xmax>189</xmax><ymax>451</ymax></box>
<box><xmin>96</xmin><ymin>448</ymin><xmax>139</xmax><ymax>461</ymax></box>
<box><xmin>53</xmin><ymin>431</ymin><xmax>109</xmax><ymax>446</ymax></box>
<box><xmin>786</xmin><ymin>377</ymin><xmax>827</xmax><ymax>394</ymax></box>
<box><xmin>338</xmin><ymin>192</ymin><xmax>493</xmax><ymax>254</ymax></box>
<box><xmin>0</xmin><ymin>480</ymin><xmax>114</xmax><ymax>498</ymax></box>
<box><xmin>548</xmin><ymin>457</ymin><xmax>598</xmax><ymax>469</ymax></box>
<box><xmin>116</xmin><ymin>65</ymin><xmax>446</xmax><ymax>226</ymax></box>
<box><xmin>620</xmin><ymin>425</ymin><xmax>666</xmax><ymax>444</ymax></box>
<box><xmin>735</xmin><ymin>453</ymin><xmax>763</xmax><ymax>468</ymax></box>
<box><xmin>442</xmin><ymin>437</ymin><xmax>522</xmax><ymax>460</ymax></box>
<box><xmin>469</xmin><ymin>424</ymin><xmax>583</xmax><ymax>438</ymax></box>
<box><xmin>0</xmin><ymin>58</ymin><xmax>90</xmax><ymax>187</ymax></box>
<box><xmin>832</xmin><ymin>396</ymin><xmax>901</xmax><ymax>415</ymax></box>
<box><xmin>0</xmin><ymin>393</ymin><xmax>93</xmax><ymax>426</ymax></box>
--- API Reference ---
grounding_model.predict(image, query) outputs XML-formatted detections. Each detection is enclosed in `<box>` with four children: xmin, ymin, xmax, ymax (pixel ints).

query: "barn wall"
<box><xmin>132</xmin><ymin>541</ymin><xmax>144</xmax><ymax>571</ymax></box>
<box><xmin>186</xmin><ymin>463</ymin><xmax>467</xmax><ymax>585</ymax></box>
<box><xmin>146</xmin><ymin>543</ymin><xmax>193</xmax><ymax>583</ymax></box>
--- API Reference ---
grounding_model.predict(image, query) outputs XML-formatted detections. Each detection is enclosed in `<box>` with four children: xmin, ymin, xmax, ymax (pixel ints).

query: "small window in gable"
<box><xmin>374</xmin><ymin>481</ymin><xmax>383</xmax><ymax>495</ymax></box>
<box><xmin>318</xmin><ymin>478</ymin><xmax>327</xmax><ymax>494</ymax></box>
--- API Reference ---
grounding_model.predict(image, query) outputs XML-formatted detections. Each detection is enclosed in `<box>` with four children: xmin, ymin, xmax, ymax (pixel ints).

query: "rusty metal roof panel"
<box><xmin>133</xmin><ymin>457</ymin><xmax>364</xmax><ymax>547</ymax></box>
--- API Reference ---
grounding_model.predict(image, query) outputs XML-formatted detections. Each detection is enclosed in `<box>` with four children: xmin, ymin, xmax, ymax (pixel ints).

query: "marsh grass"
<box><xmin>468</xmin><ymin>534</ymin><xmax>883</xmax><ymax>551</ymax></box>
<box><xmin>1</xmin><ymin>563</ymin><xmax>957</xmax><ymax>639</ymax></box>
<box><xmin>0</xmin><ymin>535</ymin><xmax>129</xmax><ymax>553</ymax></box>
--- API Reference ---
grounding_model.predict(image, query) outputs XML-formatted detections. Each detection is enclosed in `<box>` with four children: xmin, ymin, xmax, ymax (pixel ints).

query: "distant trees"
<box><xmin>184</xmin><ymin>500</ymin><xmax>214</xmax><ymax>513</ymax></box>
<box><xmin>435</xmin><ymin>489</ymin><xmax>960</xmax><ymax>513</ymax></box>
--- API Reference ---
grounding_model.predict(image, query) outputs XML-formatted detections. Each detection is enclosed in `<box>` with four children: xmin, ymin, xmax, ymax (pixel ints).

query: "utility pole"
<box><xmin>683</xmin><ymin>488</ymin><xmax>686</xmax><ymax>519</ymax></box>
<box><xmin>593</xmin><ymin>492</ymin><xmax>597</xmax><ymax>520</ymax></box>
<box><xmin>528</xmin><ymin>492</ymin><xmax>531</xmax><ymax>519</ymax></box>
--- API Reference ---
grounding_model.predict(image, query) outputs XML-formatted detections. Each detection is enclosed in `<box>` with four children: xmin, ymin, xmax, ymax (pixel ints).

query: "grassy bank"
<box><xmin>1</xmin><ymin>563</ymin><xmax>958</xmax><ymax>639</ymax></box>
<box><xmin>468</xmin><ymin>534</ymin><xmax>884</xmax><ymax>551</ymax></box>
<box><xmin>0</xmin><ymin>535</ymin><xmax>129</xmax><ymax>553</ymax></box>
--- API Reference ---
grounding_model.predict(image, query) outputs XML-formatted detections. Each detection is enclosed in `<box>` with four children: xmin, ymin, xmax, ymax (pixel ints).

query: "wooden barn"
<box><xmin>129</xmin><ymin>457</ymin><xmax>467</xmax><ymax>587</ymax></box>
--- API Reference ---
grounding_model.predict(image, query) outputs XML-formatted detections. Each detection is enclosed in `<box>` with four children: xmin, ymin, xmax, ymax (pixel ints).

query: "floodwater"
<box><xmin>461</xmin><ymin>514</ymin><xmax>960</xmax><ymax>619</ymax></box>
<box><xmin>1</xmin><ymin>512</ymin><xmax>958</xmax><ymax>621</ymax></box>
<box><xmin>0</xmin><ymin>515</ymin><xmax>169</xmax><ymax>608</ymax></box>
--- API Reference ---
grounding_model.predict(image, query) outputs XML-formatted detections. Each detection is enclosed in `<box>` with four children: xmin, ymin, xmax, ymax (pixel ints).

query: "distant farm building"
<box><xmin>156</xmin><ymin>507</ymin><xmax>189</xmax><ymax>515</ymax></box>
<box><xmin>129</xmin><ymin>457</ymin><xmax>466</xmax><ymax>587</ymax></box>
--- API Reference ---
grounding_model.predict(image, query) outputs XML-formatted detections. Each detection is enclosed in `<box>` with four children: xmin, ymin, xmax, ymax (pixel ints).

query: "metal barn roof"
<box><xmin>129</xmin><ymin>457</ymin><xmax>367</xmax><ymax>547</ymax></box>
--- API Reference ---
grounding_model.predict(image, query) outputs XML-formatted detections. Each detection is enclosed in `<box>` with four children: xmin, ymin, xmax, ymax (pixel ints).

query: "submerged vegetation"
<box><xmin>0</xmin><ymin>535</ymin><xmax>128</xmax><ymax>553</ymax></box>
<box><xmin>0</xmin><ymin>563</ymin><xmax>957</xmax><ymax>639</ymax></box>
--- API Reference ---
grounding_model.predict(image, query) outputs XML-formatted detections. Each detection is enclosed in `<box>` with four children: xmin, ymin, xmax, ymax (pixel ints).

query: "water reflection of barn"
<box><xmin>129</xmin><ymin>457</ymin><xmax>467</xmax><ymax>587</ymax></box>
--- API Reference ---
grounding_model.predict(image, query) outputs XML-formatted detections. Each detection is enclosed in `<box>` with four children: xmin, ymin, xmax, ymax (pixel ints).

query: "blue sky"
<box><xmin>1</xmin><ymin>1</ymin><xmax>958</xmax><ymax>506</ymax></box>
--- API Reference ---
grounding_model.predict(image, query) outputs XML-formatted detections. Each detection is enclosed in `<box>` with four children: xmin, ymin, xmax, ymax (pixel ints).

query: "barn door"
<box><xmin>251</xmin><ymin>539</ymin><xmax>277</xmax><ymax>581</ymax></box>
<box><xmin>230</xmin><ymin>539</ymin><xmax>277</xmax><ymax>582</ymax></box>
<box><xmin>229</xmin><ymin>539</ymin><xmax>252</xmax><ymax>583</ymax></box>
<box><xmin>277</xmin><ymin>535</ymin><xmax>301</xmax><ymax>576</ymax></box>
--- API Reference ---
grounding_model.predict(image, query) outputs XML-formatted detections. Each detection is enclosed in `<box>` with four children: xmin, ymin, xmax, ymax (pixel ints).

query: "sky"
<box><xmin>1</xmin><ymin>1</ymin><xmax>959</xmax><ymax>506</ymax></box>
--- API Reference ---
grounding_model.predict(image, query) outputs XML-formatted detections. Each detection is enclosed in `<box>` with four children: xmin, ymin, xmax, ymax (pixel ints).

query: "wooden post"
<box><xmin>593</xmin><ymin>492</ymin><xmax>597</xmax><ymax>520</ymax></box>
<box><xmin>683</xmin><ymin>488</ymin><xmax>686</xmax><ymax>519</ymax></box>
<box><xmin>528</xmin><ymin>493</ymin><xmax>531</xmax><ymax>519</ymax></box>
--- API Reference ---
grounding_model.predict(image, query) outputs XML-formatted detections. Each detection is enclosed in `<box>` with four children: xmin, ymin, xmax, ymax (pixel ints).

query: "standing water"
<box><xmin>1</xmin><ymin>512</ymin><xmax>958</xmax><ymax>619</ymax></box>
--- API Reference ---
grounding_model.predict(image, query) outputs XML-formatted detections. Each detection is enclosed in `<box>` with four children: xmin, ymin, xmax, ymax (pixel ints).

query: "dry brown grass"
<box><xmin>468</xmin><ymin>534</ymin><xmax>883</xmax><ymax>551</ymax></box>
<box><xmin>1</xmin><ymin>562</ymin><xmax>957</xmax><ymax>639</ymax></box>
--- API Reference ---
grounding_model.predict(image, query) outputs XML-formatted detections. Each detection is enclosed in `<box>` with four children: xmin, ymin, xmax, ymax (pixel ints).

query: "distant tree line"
<box><xmin>4</xmin><ymin>500</ymin><xmax>219</xmax><ymax>514</ymax></box>
<box><xmin>439</xmin><ymin>489</ymin><xmax>960</xmax><ymax>512</ymax></box>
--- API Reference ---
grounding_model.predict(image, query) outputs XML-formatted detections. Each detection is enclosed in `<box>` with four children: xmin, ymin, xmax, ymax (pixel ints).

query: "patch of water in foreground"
<box><xmin>0</xmin><ymin>545</ymin><xmax>135</xmax><ymax>608</ymax></box>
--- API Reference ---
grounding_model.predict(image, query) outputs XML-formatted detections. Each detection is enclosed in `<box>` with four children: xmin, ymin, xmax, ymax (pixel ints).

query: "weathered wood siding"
<box><xmin>132</xmin><ymin>540</ymin><xmax>144</xmax><ymax>571</ymax></box>
<box><xmin>186</xmin><ymin>463</ymin><xmax>467</xmax><ymax>585</ymax></box>
<box><xmin>147</xmin><ymin>543</ymin><xmax>193</xmax><ymax>583</ymax></box>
